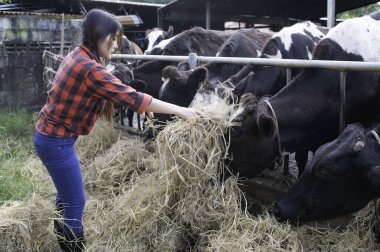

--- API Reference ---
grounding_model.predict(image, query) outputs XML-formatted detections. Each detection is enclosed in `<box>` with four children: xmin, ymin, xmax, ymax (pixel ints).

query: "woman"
<box><xmin>33</xmin><ymin>9</ymin><xmax>200</xmax><ymax>251</ymax></box>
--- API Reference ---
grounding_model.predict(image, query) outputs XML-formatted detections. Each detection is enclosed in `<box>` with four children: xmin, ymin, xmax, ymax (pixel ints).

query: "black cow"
<box><xmin>274</xmin><ymin>123</ymin><xmax>380</xmax><ymax>223</ymax></box>
<box><xmin>228</xmin><ymin>15</ymin><xmax>380</xmax><ymax>179</ymax></box>
<box><xmin>156</xmin><ymin>28</ymin><xmax>271</xmax><ymax>122</ymax></box>
<box><xmin>132</xmin><ymin>27</ymin><xmax>234</xmax><ymax>98</ymax></box>
<box><xmin>109</xmin><ymin>63</ymin><xmax>147</xmax><ymax>129</ymax></box>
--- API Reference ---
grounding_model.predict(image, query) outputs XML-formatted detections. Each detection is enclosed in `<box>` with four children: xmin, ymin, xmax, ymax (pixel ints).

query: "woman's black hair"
<box><xmin>82</xmin><ymin>9</ymin><xmax>122</xmax><ymax>56</ymax></box>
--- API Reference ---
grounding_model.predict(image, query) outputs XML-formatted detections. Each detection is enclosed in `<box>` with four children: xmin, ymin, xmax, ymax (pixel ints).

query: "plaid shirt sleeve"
<box><xmin>85</xmin><ymin>63</ymin><xmax>152</xmax><ymax>114</ymax></box>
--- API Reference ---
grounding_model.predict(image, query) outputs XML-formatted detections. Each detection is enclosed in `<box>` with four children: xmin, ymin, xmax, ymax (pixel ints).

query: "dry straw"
<box><xmin>1</xmin><ymin>100</ymin><xmax>380</xmax><ymax>251</ymax></box>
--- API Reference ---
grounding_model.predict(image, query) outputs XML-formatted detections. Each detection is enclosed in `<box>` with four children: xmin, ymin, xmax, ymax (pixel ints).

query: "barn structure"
<box><xmin>158</xmin><ymin>0</ymin><xmax>380</xmax><ymax>32</ymax></box>
<box><xmin>0</xmin><ymin>0</ymin><xmax>379</xmax><ymax>109</ymax></box>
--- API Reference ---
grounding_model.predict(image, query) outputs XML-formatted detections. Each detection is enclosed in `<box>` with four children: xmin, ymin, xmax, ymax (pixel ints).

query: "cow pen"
<box><xmin>110</xmin><ymin>53</ymin><xmax>380</xmax><ymax>222</ymax></box>
<box><xmin>42</xmin><ymin>49</ymin><xmax>380</xmax><ymax>230</ymax></box>
<box><xmin>111</xmin><ymin>53</ymin><xmax>380</xmax><ymax>134</ymax></box>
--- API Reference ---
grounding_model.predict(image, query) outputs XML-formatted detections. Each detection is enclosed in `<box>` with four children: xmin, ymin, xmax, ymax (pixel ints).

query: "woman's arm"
<box><xmin>146</xmin><ymin>98</ymin><xmax>202</xmax><ymax>120</ymax></box>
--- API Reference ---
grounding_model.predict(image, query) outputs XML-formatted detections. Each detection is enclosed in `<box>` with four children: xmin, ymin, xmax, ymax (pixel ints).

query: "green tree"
<box><xmin>337</xmin><ymin>2</ymin><xmax>380</xmax><ymax>19</ymax></box>
<box><xmin>0</xmin><ymin>0</ymin><xmax>13</xmax><ymax>3</ymax></box>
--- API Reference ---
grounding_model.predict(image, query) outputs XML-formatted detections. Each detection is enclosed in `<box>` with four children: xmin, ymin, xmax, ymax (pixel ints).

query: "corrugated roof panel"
<box><xmin>85</xmin><ymin>0</ymin><xmax>165</xmax><ymax>8</ymax></box>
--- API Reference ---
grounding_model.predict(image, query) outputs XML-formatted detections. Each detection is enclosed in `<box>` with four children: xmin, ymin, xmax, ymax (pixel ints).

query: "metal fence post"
<box><xmin>286</xmin><ymin>68</ymin><xmax>292</xmax><ymax>84</ymax></box>
<box><xmin>339</xmin><ymin>71</ymin><xmax>347</xmax><ymax>134</ymax></box>
<box><xmin>189</xmin><ymin>53</ymin><xmax>198</xmax><ymax>69</ymax></box>
<box><xmin>282</xmin><ymin>68</ymin><xmax>292</xmax><ymax>176</ymax></box>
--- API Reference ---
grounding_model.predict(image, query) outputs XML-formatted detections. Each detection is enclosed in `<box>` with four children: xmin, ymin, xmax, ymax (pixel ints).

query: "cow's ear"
<box><xmin>162</xmin><ymin>66</ymin><xmax>179</xmax><ymax>79</ymax></box>
<box><xmin>129</xmin><ymin>79</ymin><xmax>147</xmax><ymax>92</ymax></box>
<box><xmin>187</xmin><ymin>67</ymin><xmax>208</xmax><ymax>90</ymax></box>
<box><xmin>165</xmin><ymin>26</ymin><xmax>173</xmax><ymax>38</ymax></box>
<box><xmin>233</xmin><ymin>80</ymin><xmax>248</xmax><ymax>98</ymax></box>
<box><xmin>257</xmin><ymin>114</ymin><xmax>276</xmax><ymax>138</ymax></box>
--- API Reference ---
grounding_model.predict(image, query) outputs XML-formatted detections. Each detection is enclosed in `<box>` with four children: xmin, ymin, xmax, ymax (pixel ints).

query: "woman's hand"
<box><xmin>175</xmin><ymin>107</ymin><xmax>203</xmax><ymax>120</ymax></box>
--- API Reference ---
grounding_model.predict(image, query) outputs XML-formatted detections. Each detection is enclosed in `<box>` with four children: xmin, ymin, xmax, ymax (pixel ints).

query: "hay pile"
<box><xmin>0</xmin><ymin>195</ymin><xmax>59</xmax><ymax>252</ymax></box>
<box><xmin>1</xmin><ymin>102</ymin><xmax>380</xmax><ymax>251</ymax></box>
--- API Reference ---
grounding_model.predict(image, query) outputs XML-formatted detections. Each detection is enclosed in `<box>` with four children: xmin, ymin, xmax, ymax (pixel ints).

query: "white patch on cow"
<box><xmin>325</xmin><ymin>16</ymin><xmax>380</xmax><ymax>62</ymax></box>
<box><xmin>106</xmin><ymin>63</ymin><xmax>116</xmax><ymax>72</ymax></box>
<box><xmin>266</xmin><ymin>49</ymin><xmax>282</xmax><ymax>59</ymax></box>
<box><xmin>228</xmin><ymin>105</ymin><xmax>245</xmax><ymax>125</ymax></box>
<box><xmin>160</xmin><ymin>78</ymin><xmax>170</xmax><ymax>94</ymax></box>
<box><xmin>307</xmin><ymin>50</ymin><xmax>313</xmax><ymax>60</ymax></box>
<box><xmin>256</xmin><ymin>50</ymin><xmax>261</xmax><ymax>57</ymax></box>
<box><xmin>145</xmin><ymin>36</ymin><xmax>176</xmax><ymax>55</ymax></box>
<box><xmin>145</xmin><ymin>30</ymin><xmax>164</xmax><ymax>53</ymax></box>
<box><xmin>273</xmin><ymin>21</ymin><xmax>326</xmax><ymax>51</ymax></box>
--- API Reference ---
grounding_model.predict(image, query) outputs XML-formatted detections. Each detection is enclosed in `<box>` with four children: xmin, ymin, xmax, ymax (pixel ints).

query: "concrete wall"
<box><xmin>0</xmin><ymin>14</ymin><xmax>82</xmax><ymax>110</ymax></box>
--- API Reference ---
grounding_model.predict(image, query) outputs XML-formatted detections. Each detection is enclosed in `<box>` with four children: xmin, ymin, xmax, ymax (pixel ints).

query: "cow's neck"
<box><xmin>270</xmin><ymin>70</ymin><xmax>340</xmax><ymax>153</ymax></box>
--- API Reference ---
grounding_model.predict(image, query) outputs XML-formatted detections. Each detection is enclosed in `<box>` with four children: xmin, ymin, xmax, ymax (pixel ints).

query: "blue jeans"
<box><xmin>33</xmin><ymin>130</ymin><xmax>85</xmax><ymax>236</ymax></box>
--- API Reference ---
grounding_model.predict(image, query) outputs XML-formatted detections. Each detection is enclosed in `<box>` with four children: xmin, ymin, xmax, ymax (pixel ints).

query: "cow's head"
<box><xmin>144</xmin><ymin>26</ymin><xmax>173</xmax><ymax>54</ymax></box>
<box><xmin>156</xmin><ymin>66</ymin><xmax>207</xmax><ymax>123</ymax></box>
<box><xmin>228</xmin><ymin>94</ymin><xmax>281</xmax><ymax>178</ymax></box>
<box><xmin>274</xmin><ymin>123</ymin><xmax>380</xmax><ymax>223</ymax></box>
<box><xmin>110</xmin><ymin>63</ymin><xmax>147</xmax><ymax>92</ymax></box>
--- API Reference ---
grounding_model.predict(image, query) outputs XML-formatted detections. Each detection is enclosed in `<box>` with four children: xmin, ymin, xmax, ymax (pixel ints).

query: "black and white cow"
<box><xmin>228</xmin><ymin>15</ymin><xmax>380</xmax><ymax>179</ymax></box>
<box><xmin>274</xmin><ymin>123</ymin><xmax>380</xmax><ymax>222</ymax></box>
<box><xmin>144</xmin><ymin>26</ymin><xmax>173</xmax><ymax>54</ymax></box>
<box><xmin>231</xmin><ymin>21</ymin><xmax>327</xmax><ymax>97</ymax></box>
<box><xmin>156</xmin><ymin>28</ymin><xmax>272</xmax><ymax>122</ymax></box>
<box><xmin>132</xmin><ymin>27</ymin><xmax>234</xmax><ymax>98</ymax></box>
<box><xmin>190</xmin><ymin>21</ymin><xmax>327</xmax><ymax>112</ymax></box>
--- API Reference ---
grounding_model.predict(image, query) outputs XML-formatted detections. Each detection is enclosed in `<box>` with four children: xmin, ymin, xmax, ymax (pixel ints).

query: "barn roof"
<box><xmin>159</xmin><ymin>0</ymin><xmax>380</xmax><ymax>24</ymax></box>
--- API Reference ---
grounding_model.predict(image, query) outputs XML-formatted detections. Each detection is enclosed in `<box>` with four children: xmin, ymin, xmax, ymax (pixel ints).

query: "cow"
<box><xmin>156</xmin><ymin>28</ymin><xmax>272</xmax><ymax>123</ymax></box>
<box><xmin>118</xmin><ymin>35</ymin><xmax>143</xmax><ymax>66</ymax></box>
<box><xmin>227</xmin><ymin>15</ymin><xmax>380</xmax><ymax>179</ymax></box>
<box><xmin>108</xmin><ymin>63</ymin><xmax>147</xmax><ymax>129</ymax></box>
<box><xmin>273</xmin><ymin>123</ymin><xmax>380</xmax><ymax>223</ymax></box>
<box><xmin>132</xmin><ymin>27</ymin><xmax>235</xmax><ymax>99</ymax></box>
<box><xmin>144</xmin><ymin>26</ymin><xmax>173</xmax><ymax>54</ymax></box>
<box><xmin>190</xmin><ymin>21</ymin><xmax>327</xmax><ymax>111</ymax></box>
<box><xmin>231</xmin><ymin>21</ymin><xmax>328</xmax><ymax>98</ymax></box>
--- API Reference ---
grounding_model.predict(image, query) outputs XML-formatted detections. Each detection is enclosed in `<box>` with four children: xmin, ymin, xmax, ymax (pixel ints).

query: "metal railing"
<box><xmin>115</xmin><ymin>53</ymin><xmax>380</xmax><ymax>134</ymax></box>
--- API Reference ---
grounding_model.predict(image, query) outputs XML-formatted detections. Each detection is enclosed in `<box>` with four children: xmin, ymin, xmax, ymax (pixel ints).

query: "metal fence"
<box><xmin>111</xmin><ymin>53</ymin><xmax>380</xmax><ymax>133</ymax></box>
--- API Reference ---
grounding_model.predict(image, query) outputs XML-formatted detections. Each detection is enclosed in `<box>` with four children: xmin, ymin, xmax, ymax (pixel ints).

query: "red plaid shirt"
<box><xmin>36</xmin><ymin>45</ymin><xmax>152</xmax><ymax>137</ymax></box>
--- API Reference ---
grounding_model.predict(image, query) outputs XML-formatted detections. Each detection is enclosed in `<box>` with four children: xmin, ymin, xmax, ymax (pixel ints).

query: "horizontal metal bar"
<box><xmin>111</xmin><ymin>54</ymin><xmax>380</xmax><ymax>72</ymax></box>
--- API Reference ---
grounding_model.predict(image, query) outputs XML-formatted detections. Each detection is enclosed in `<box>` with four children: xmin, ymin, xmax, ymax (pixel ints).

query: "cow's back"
<box><xmin>162</xmin><ymin>27</ymin><xmax>235</xmax><ymax>56</ymax></box>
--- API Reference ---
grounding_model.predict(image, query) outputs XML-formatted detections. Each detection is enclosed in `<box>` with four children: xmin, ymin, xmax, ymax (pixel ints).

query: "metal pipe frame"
<box><xmin>111</xmin><ymin>54</ymin><xmax>380</xmax><ymax>72</ymax></box>
<box><xmin>111</xmin><ymin>53</ymin><xmax>380</xmax><ymax>134</ymax></box>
